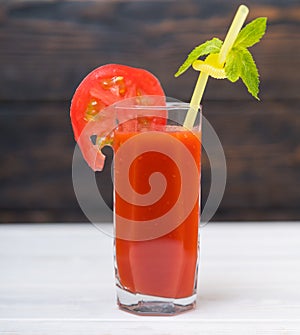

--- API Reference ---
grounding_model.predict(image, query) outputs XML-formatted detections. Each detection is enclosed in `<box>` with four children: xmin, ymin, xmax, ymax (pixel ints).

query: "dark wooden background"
<box><xmin>0</xmin><ymin>0</ymin><xmax>299</xmax><ymax>223</ymax></box>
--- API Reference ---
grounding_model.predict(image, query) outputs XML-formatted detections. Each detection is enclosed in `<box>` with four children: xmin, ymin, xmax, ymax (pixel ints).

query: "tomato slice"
<box><xmin>70</xmin><ymin>64</ymin><xmax>165</xmax><ymax>171</ymax></box>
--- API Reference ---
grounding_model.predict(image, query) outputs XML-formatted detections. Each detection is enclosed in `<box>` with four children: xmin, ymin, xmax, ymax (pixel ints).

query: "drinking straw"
<box><xmin>183</xmin><ymin>5</ymin><xmax>249</xmax><ymax>129</ymax></box>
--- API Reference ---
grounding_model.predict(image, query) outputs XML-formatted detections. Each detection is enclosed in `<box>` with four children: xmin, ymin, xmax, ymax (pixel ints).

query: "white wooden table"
<box><xmin>0</xmin><ymin>222</ymin><xmax>300</xmax><ymax>334</ymax></box>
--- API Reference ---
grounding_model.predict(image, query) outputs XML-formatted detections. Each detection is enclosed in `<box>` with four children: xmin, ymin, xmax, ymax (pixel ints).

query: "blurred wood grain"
<box><xmin>0</xmin><ymin>0</ymin><xmax>299</xmax><ymax>222</ymax></box>
<box><xmin>0</xmin><ymin>0</ymin><xmax>299</xmax><ymax>101</ymax></box>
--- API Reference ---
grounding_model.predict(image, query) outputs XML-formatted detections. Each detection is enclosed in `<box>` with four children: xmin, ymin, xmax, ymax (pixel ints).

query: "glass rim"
<box><xmin>115</xmin><ymin>102</ymin><xmax>191</xmax><ymax>111</ymax></box>
<box><xmin>111</xmin><ymin>95</ymin><xmax>201</xmax><ymax>111</ymax></box>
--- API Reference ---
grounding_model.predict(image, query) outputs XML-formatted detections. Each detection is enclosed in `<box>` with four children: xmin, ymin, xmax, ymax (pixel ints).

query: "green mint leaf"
<box><xmin>239</xmin><ymin>48</ymin><xmax>260</xmax><ymax>100</ymax></box>
<box><xmin>225</xmin><ymin>48</ymin><xmax>242</xmax><ymax>82</ymax></box>
<box><xmin>175</xmin><ymin>37</ymin><xmax>223</xmax><ymax>77</ymax></box>
<box><xmin>234</xmin><ymin>17</ymin><xmax>267</xmax><ymax>49</ymax></box>
<box><xmin>225</xmin><ymin>47</ymin><xmax>260</xmax><ymax>99</ymax></box>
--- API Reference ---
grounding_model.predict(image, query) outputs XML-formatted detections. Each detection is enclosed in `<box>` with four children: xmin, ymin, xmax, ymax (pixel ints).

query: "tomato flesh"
<box><xmin>70</xmin><ymin>64</ymin><xmax>165</xmax><ymax>171</ymax></box>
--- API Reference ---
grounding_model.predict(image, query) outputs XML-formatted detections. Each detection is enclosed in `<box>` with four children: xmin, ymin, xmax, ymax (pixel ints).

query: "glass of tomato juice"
<box><xmin>110</xmin><ymin>96</ymin><xmax>201</xmax><ymax>315</ymax></box>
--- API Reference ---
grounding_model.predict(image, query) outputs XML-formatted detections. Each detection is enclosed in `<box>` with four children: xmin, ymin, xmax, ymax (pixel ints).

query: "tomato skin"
<box><xmin>70</xmin><ymin>64</ymin><xmax>165</xmax><ymax>141</ymax></box>
<box><xmin>70</xmin><ymin>64</ymin><xmax>165</xmax><ymax>171</ymax></box>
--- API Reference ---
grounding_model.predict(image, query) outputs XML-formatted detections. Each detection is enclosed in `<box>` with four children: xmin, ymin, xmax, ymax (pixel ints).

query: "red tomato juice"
<box><xmin>114</xmin><ymin>127</ymin><xmax>201</xmax><ymax>299</ymax></box>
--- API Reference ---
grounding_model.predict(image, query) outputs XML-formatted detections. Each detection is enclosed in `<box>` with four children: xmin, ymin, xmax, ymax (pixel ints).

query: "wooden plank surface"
<box><xmin>1</xmin><ymin>99</ymin><xmax>300</xmax><ymax>222</ymax></box>
<box><xmin>0</xmin><ymin>223</ymin><xmax>300</xmax><ymax>334</ymax></box>
<box><xmin>0</xmin><ymin>0</ymin><xmax>299</xmax><ymax>101</ymax></box>
<box><xmin>0</xmin><ymin>0</ymin><xmax>299</xmax><ymax>222</ymax></box>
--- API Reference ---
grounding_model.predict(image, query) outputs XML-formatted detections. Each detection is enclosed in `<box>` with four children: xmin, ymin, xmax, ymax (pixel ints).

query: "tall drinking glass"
<box><xmin>107</xmin><ymin>96</ymin><xmax>202</xmax><ymax>315</ymax></box>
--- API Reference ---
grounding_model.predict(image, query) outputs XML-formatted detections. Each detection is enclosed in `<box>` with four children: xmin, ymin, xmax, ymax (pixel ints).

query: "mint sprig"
<box><xmin>175</xmin><ymin>17</ymin><xmax>267</xmax><ymax>100</ymax></box>
<box><xmin>234</xmin><ymin>17</ymin><xmax>267</xmax><ymax>48</ymax></box>
<box><xmin>174</xmin><ymin>38</ymin><xmax>223</xmax><ymax>77</ymax></box>
<box><xmin>226</xmin><ymin>47</ymin><xmax>259</xmax><ymax>99</ymax></box>
<box><xmin>225</xmin><ymin>17</ymin><xmax>267</xmax><ymax>99</ymax></box>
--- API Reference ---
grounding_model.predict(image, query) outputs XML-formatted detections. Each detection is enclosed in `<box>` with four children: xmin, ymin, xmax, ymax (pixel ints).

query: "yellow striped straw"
<box><xmin>184</xmin><ymin>5</ymin><xmax>249</xmax><ymax>129</ymax></box>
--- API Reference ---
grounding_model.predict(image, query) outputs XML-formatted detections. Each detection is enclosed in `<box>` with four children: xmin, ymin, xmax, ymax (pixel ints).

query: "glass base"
<box><xmin>116</xmin><ymin>286</ymin><xmax>196</xmax><ymax>316</ymax></box>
